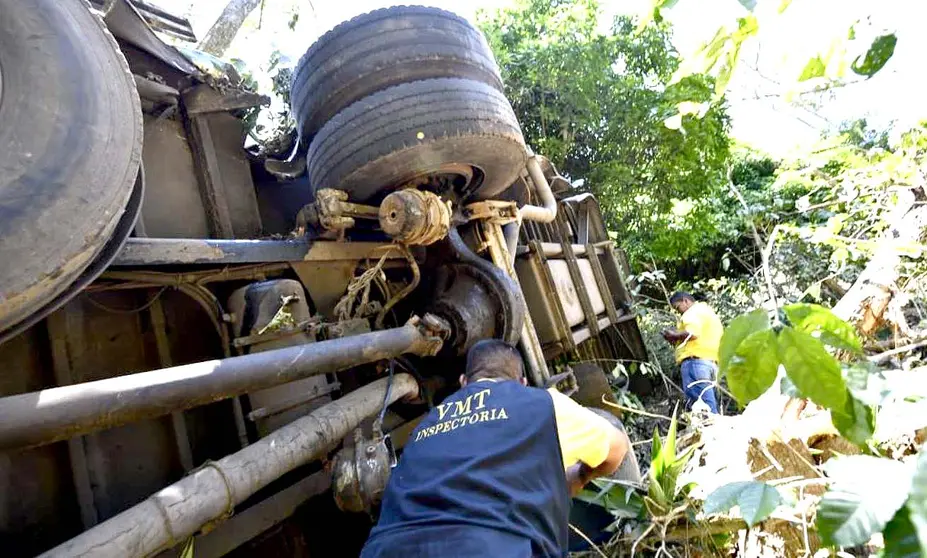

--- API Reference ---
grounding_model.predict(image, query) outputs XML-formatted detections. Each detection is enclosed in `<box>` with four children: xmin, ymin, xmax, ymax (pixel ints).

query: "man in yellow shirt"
<box><xmin>363</xmin><ymin>339</ymin><xmax>629</xmax><ymax>557</ymax></box>
<box><xmin>662</xmin><ymin>291</ymin><xmax>723</xmax><ymax>413</ymax></box>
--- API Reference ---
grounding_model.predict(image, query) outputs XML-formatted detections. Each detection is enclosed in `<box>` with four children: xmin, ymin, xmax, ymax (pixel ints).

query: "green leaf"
<box><xmin>727</xmin><ymin>329</ymin><xmax>779</xmax><ymax>405</ymax></box>
<box><xmin>783</xmin><ymin>303</ymin><xmax>862</xmax><ymax>353</ymax></box>
<box><xmin>649</xmin><ymin>411</ymin><xmax>691</xmax><ymax>508</ymax></box>
<box><xmin>704</xmin><ymin>481</ymin><xmax>782</xmax><ymax>527</ymax></box>
<box><xmin>649</xmin><ymin>426</ymin><xmax>666</xmax><ymax>503</ymax></box>
<box><xmin>831</xmin><ymin>391</ymin><xmax>875</xmax><ymax>446</ymax></box>
<box><xmin>798</xmin><ymin>56</ymin><xmax>826</xmax><ymax>81</ymax></box>
<box><xmin>778</xmin><ymin>0</ymin><xmax>793</xmax><ymax>13</ymax></box>
<box><xmin>852</xmin><ymin>34</ymin><xmax>898</xmax><ymax>77</ymax></box>
<box><xmin>737</xmin><ymin>0</ymin><xmax>757</xmax><ymax>11</ymax></box>
<box><xmin>180</xmin><ymin>538</ymin><xmax>195</xmax><ymax>558</ymax></box>
<box><xmin>719</xmin><ymin>309</ymin><xmax>769</xmax><ymax>374</ymax></box>
<box><xmin>909</xmin><ymin>446</ymin><xmax>927</xmax><ymax>554</ymax></box>
<box><xmin>817</xmin><ymin>456</ymin><xmax>913</xmax><ymax>546</ymax></box>
<box><xmin>659</xmin><ymin>410</ymin><xmax>680</xmax><ymax>499</ymax></box>
<box><xmin>713</xmin><ymin>59</ymin><xmax>735</xmax><ymax>99</ymax></box>
<box><xmin>884</xmin><ymin>507</ymin><xmax>923</xmax><ymax>558</ymax></box>
<box><xmin>778</xmin><ymin>326</ymin><xmax>847</xmax><ymax>410</ymax></box>
<box><xmin>578</xmin><ymin>482</ymin><xmax>644</xmax><ymax>519</ymax></box>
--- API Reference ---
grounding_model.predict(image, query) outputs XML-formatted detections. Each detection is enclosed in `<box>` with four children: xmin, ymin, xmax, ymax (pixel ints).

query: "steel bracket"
<box><xmin>463</xmin><ymin>200</ymin><xmax>519</xmax><ymax>225</ymax></box>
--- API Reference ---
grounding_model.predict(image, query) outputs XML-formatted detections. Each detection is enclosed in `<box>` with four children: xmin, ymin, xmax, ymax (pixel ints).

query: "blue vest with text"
<box><xmin>361</xmin><ymin>379</ymin><xmax>569</xmax><ymax>557</ymax></box>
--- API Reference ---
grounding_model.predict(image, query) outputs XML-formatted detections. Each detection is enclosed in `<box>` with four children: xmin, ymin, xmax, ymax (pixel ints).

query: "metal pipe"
<box><xmin>537</xmin><ymin>241</ymin><xmax>608</xmax><ymax>258</ymax></box>
<box><xmin>42</xmin><ymin>374</ymin><xmax>419</xmax><ymax>558</ymax></box>
<box><xmin>480</xmin><ymin>221</ymin><xmax>551</xmax><ymax>387</ymax></box>
<box><xmin>447</xmin><ymin>227</ymin><xmax>524</xmax><ymax>345</ymax></box>
<box><xmin>519</xmin><ymin>153</ymin><xmax>558</xmax><ymax>223</ymax></box>
<box><xmin>112</xmin><ymin>238</ymin><xmax>402</xmax><ymax>266</ymax></box>
<box><xmin>0</xmin><ymin>321</ymin><xmax>443</xmax><ymax>451</ymax></box>
<box><xmin>502</xmin><ymin>221</ymin><xmax>520</xmax><ymax>266</ymax></box>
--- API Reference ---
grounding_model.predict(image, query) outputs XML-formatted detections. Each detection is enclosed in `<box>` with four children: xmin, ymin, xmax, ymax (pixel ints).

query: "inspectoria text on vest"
<box><xmin>414</xmin><ymin>388</ymin><xmax>509</xmax><ymax>442</ymax></box>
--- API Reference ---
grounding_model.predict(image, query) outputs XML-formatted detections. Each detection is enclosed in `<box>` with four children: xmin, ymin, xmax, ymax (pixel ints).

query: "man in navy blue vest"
<box><xmin>361</xmin><ymin>339</ymin><xmax>630</xmax><ymax>557</ymax></box>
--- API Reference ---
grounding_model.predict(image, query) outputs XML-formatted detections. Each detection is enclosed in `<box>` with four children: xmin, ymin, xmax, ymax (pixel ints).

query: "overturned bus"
<box><xmin>0</xmin><ymin>2</ymin><xmax>648</xmax><ymax>556</ymax></box>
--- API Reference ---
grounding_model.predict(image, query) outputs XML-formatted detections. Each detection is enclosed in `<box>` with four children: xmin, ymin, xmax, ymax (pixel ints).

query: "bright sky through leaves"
<box><xmin>154</xmin><ymin>0</ymin><xmax>926</xmax><ymax>155</ymax></box>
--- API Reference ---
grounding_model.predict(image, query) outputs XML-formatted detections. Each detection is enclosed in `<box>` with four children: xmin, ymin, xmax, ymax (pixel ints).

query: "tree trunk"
<box><xmin>197</xmin><ymin>0</ymin><xmax>263</xmax><ymax>57</ymax></box>
<box><xmin>833</xmin><ymin>189</ymin><xmax>927</xmax><ymax>336</ymax></box>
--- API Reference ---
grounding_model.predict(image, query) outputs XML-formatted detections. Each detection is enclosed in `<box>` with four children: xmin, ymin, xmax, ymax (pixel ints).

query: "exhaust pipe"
<box><xmin>41</xmin><ymin>374</ymin><xmax>419</xmax><ymax>558</ymax></box>
<box><xmin>0</xmin><ymin>316</ymin><xmax>446</xmax><ymax>451</ymax></box>
<box><xmin>519</xmin><ymin>152</ymin><xmax>558</xmax><ymax>223</ymax></box>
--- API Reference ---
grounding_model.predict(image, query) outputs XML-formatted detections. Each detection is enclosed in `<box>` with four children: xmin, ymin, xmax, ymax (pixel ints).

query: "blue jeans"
<box><xmin>680</xmin><ymin>358</ymin><xmax>719</xmax><ymax>414</ymax></box>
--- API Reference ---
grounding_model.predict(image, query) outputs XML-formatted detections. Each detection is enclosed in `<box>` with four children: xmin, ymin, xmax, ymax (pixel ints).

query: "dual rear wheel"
<box><xmin>290</xmin><ymin>6</ymin><xmax>527</xmax><ymax>203</ymax></box>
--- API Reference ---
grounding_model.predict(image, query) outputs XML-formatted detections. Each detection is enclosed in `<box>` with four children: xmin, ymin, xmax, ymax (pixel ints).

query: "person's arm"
<box><xmin>548</xmin><ymin>389</ymin><xmax>631</xmax><ymax>496</ymax></box>
<box><xmin>662</xmin><ymin>328</ymin><xmax>697</xmax><ymax>345</ymax></box>
<box><xmin>663</xmin><ymin>306</ymin><xmax>704</xmax><ymax>345</ymax></box>
<box><xmin>565</xmin><ymin>427</ymin><xmax>629</xmax><ymax>495</ymax></box>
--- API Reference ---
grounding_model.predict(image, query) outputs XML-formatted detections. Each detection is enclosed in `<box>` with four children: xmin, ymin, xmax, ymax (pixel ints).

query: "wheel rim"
<box><xmin>395</xmin><ymin>162</ymin><xmax>484</xmax><ymax>200</ymax></box>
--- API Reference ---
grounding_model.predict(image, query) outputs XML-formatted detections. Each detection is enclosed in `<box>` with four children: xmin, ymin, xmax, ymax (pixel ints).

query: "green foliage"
<box><xmin>656</xmin><ymin>0</ymin><xmax>898</xmax><ymax>105</ymax></box>
<box><xmin>831</xmin><ymin>393</ymin><xmax>875</xmax><ymax>446</ymax></box>
<box><xmin>910</xmin><ymin>447</ymin><xmax>927</xmax><ymax>554</ymax></box>
<box><xmin>726</xmin><ymin>328</ymin><xmax>779</xmax><ymax>405</ymax></box>
<box><xmin>671</xmin><ymin>14</ymin><xmax>757</xmax><ymax>100</ymax></box>
<box><xmin>798</xmin><ymin>56</ymin><xmax>827</xmax><ymax>82</ymax></box>
<box><xmin>837</xmin><ymin>118</ymin><xmax>891</xmax><ymax>150</ymax></box>
<box><xmin>478</xmin><ymin>0</ymin><xmax>731</xmax><ymax>264</ymax></box>
<box><xmin>704</xmin><ymin>481</ymin><xmax>782</xmax><ymax>527</ymax></box>
<box><xmin>884</xmin><ymin>507</ymin><xmax>922</xmax><ymax>558</ymax></box>
<box><xmin>852</xmin><ymin>33</ymin><xmax>898</xmax><ymax>77</ymax></box>
<box><xmin>180</xmin><ymin>538</ymin><xmax>195</xmax><ymax>558</ymax></box>
<box><xmin>783</xmin><ymin>303</ymin><xmax>862</xmax><ymax>353</ymax></box>
<box><xmin>647</xmin><ymin>410</ymin><xmax>694</xmax><ymax>515</ymax></box>
<box><xmin>576</xmin><ymin>480</ymin><xmax>645</xmax><ymax>520</ymax></box>
<box><xmin>719</xmin><ymin>304</ymin><xmax>884</xmax><ymax>446</ymax></box>
<box><xmin>817</xmin><ymin>455</ymin><xmax>913</xmax><ymax>547</ymax></box>
<box><xmin>778</xmin><ymin>326</ymin><xmax>847</xmax><ymax>409</ymax></box>
<box><xmin>718</xmin><ymin>309</ymin><xmax>769</xmax><ymax>373</ymax></box>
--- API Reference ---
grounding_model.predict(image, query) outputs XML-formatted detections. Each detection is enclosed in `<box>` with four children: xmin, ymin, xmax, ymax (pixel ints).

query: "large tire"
<box><xmin>306</xmin><ymin>78</ymin><xmax>526</xmax><ymax>203</ymax></box>
<box><xmin>0</xmin><ymin>0</ymin><xmax>142</xmax><ymax>335</ymax></box>
<box><xmin>291</xmin><ymin>6</ymin><xmax>503</xmax><ymax>141</ymax></box>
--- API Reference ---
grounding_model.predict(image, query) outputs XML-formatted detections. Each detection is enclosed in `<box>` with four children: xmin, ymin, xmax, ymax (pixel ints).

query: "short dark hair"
<box><xmin>669</xmin><ymin>291</ymin><xmax>694</xmax><ymax>305</ymax></box>
<box><xmin>464</xmin><ymin>339</ymin><xmax>524</xmax><ymax>382</ymax></box>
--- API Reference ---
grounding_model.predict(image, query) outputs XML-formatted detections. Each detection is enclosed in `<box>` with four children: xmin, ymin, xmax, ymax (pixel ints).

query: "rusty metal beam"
<box><xmin>0</xmin><ymin>319</ymin><xmax>445</xmax><ymax>451</ymax></box>
<box><xmin>44</xmin><ymin>374</ymin><xmax>418</xmax><ymax>558</ymax></box>
<box><xmin>46</xmin><ymin>311</ymin><xmax>99</xmax><ymax>529</ymax></box>
<box><xmin>156</xmin><ymin>472</ymin><xmax>332</xmax><ymax>558</ymax></box>
<box><xmin>112</xmin><ymin>238</ymin><xmax>404</xmax><ymax>266</ymax></box>
<box><xmin>187</xmin><ymin>116</ymin><xmax>235</xmax><ymax>238</ymax></box>
<box><xmin>183</xmin><ymin>84</ymin><xmax>269</xmax><ymax>116</ymax></box>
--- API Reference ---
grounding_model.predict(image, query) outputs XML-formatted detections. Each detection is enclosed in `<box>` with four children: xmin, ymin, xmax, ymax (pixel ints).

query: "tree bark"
<box><xmin>197</xmin><ymin>0</ymin><xmax>263</xmax><ymax>57</ymax></box>
<box><xmin>833</xmin><ymin>189</ymin><xmax>927</xmax><ymax>336</ymax></box>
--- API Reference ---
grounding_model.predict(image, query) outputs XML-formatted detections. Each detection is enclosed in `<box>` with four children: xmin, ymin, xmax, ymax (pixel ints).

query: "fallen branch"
<box><xmin>602</xmin><ymin>398</ymin><xmax>678</xmax><ymax>422</ymax></box>
<box><xmin>869</xmin><ymin>338</ymin><xmax>927</xmax><ymax>364</ymax></box>
<box><xmin>833</xmin><ymin>190</ymin><xmax>927</xmax><ymax>334</ymax></box>
<box><xmin>569</xmin><ymin>524</ymin><xmax>609</xmax><ymax>558</ymax></box>
<box><xmin>865</xmin><ymin>333</ymin><xmax>927</xmax><ymax>352</ymax></box>
<box><xmin>728</xmin><ymin>177</ymin><xmax>780</xmax><ymax>317</ymax></box>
